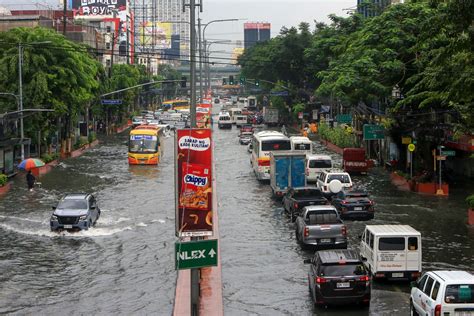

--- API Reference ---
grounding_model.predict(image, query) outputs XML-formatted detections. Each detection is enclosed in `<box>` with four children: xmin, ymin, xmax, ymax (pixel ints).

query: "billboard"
<box><xmin>71</xmin><ymin>0</ymin><xmax>127</xmax><ymax>17</ymax></box>
<box><xmin>139</xmin><ymin>22</ymin><xmax>172</xmax><ymax>49</ymax></box>
<box><xmin>176</xmin><ymin>129</ymin><xmax>213</xmax><ymax>237</ymax></box>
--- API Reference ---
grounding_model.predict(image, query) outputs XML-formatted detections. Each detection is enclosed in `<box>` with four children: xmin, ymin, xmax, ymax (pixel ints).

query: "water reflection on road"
<box><xmin>0</xmin><ymin>133</ymin><xmax>177</xmax><ymax>315</ymax></box>
<box><xmin>214</xmin><ymin>125</ymin><xmax>474</xmax><ymax>315</ymax></box>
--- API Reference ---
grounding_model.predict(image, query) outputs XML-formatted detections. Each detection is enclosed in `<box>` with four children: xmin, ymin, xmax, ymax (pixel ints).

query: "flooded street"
<box><xmin>0</xmin><ymin>124</ymin><xmax>473</xmax><ymax>315</ymax></box>
<box><xmin>214</xmin><ymin>126</ymin><xmax>474</xmax><ymax>315</ymax></box>
<box><xmin>0</xmin><ymin>133</ymin><xmax>177</xmax><ymax>314</ymax></box>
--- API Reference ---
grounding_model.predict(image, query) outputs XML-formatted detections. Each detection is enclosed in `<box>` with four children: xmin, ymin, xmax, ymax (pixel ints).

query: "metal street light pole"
<box><xmin>198</xmin><ymin>18</ymin><xmax>203</xmax><ymax>102</ymax></box>
<box><xmin>189</xmin><ymin>0</ymin><xmax>197</xmax><ymax>128</ymax></box>
<box><xmin>18</xmin><ymin>43</ymin><xmax>25</xmax><ymax>161</ymax></box>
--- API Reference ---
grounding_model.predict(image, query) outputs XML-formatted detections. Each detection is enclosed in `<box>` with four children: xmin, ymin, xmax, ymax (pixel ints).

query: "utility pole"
<box><xmin>183</xmin><ymin>1</ymin><xmax>202</xmax><ymax>313</ymax></box>
<box><xmin>62</xmin><ymin>0</ymin><xmax>67</xmax><ymax>35</ymax></box>
<box><xmin>198</xmin><ymin>18</ymin><xmax>203</xmax><ymax>102</ymax></box>
<box><xmin>18</xmin><ymin>43</ymin><xmax>25</xmax><ymax>161</ymax></box>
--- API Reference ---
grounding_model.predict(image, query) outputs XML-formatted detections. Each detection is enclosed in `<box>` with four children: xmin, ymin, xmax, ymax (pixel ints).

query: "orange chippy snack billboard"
<box><xmin>176</xmin><ymin>128</ymin><xmax>213</xmax><ymax>237</ymax></box>
<box><xmin>196</xmin><ymin>103</ymin><xmax>212</xmax><ymax>128</ymax></box>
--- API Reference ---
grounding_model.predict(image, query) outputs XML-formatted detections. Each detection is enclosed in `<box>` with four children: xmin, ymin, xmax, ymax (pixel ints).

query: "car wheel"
<box><xmin>291</xmin><ymin>212</ymin><xmax>297</xmax><ymax>222</ymax></box>
<box><xmin>409</xmin><ymin>300</ymin><xmax>419</xmax><ymax>316</ymax></box>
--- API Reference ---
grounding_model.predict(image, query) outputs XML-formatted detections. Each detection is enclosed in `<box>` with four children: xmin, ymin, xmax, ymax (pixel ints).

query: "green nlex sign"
<box><xmin>175</xmin><ymin>239</ymin><xmax>218</xmax><ymax>270</ymax></box>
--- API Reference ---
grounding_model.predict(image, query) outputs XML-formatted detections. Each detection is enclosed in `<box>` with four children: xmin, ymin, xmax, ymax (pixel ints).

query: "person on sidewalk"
<box><xmin>26</xmin><ymin>170</ymin><xmax>36</xmax><ymax>191</ymax></box>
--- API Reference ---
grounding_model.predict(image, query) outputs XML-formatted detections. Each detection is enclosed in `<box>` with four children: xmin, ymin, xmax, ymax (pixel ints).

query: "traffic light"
<box><xmin>239</xmin><ymin>76</ymin><xmax>245</xmax><ymax>85</ymax></box>
<box><xmin>255</xmin><ymin>79</ymin><xmax>260</xmax><ymax>87</ymax></box>
<box><xmin>181</xmin><ymin>76</ymin><xmax>187</xmax><ymax>88</ymax></box>
<box><xmin>222</xmin><ymin>78</ymin><xmax>227</xmax><ymax>85</ymax></box>
<box><xmin>229</xmin><ymin>75</ymin><xmax>234</xmax><ymax>85</ymax></box>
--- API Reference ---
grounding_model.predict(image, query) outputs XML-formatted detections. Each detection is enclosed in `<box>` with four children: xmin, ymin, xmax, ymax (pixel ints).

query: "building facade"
<box><xmin>357</xmin><ymin>0</ymin><xmax>401</xmax><ymax>18</ymax></box>
<box><xmin>244</xmin><ymin>22</ymin><xmax>270</xmax><ymax>49</ymax></box>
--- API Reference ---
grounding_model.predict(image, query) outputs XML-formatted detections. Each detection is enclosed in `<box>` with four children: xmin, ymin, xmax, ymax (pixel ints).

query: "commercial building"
<box><xmin>244</xmin><ymin>22</ymin><xmax>270</xmax><ymax>49</ymax></box>
<box><xmin>357</xmin><ymin>0</ymin><xmax>402</xmax><ymax>18</ymax></box>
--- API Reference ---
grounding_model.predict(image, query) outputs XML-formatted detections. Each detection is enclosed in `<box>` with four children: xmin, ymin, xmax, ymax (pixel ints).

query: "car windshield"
<box><xmin>57</xmin><ymin>199</ymin><xmax>87</xmax><ymax>209</ymax></box>
<box><xmin>294</xmin><ymin>189</ymin><xmax>323</xmax><ymax>198</ymax></box>
<box><xmin>320</xmin><ymin>264</ymin><xmax>367</xmax><ymax>277</ymax></box>
<box><xmin>309</xmin><ymin>160</ymin><xmax>332</xmax><ymax>168</ymax></box>
<box><xmin>346</xmin><ymin>192</ymin><xmax>368</xmax><ymax>198</ymax></box>
<box><xmin>328</xmin><ymin>174</ymin><xmax>350</xmax><ymax>183</ymax></box>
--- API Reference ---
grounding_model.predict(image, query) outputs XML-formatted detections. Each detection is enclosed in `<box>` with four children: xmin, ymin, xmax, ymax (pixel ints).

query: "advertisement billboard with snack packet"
<box><xmin>176</xmin><ymin>129</ymin><xmax>213</xmax><ymax>237</ymax></box>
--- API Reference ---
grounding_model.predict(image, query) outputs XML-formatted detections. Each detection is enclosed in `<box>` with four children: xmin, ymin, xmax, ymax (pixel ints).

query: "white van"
<box><xmin>217</xmin><ymin>112</ymin><xmax>232</xmax><ymax>129</ymax></box>
<box><xmin>235</xmin><ymin>115</ymin><xmax>248</xmax><ymax>127</ymax></box>
<box><xmin>360</xmin><ymin>225</ymin><xmax>422</xmax><ymax>281</ymax></box>
<box><xmin>229</xmin><ymin>108</ymin><xmax>242</xmax><ymax>124</ymax></box>
<box><xmin>290</xmin><ymin>136</ymin><xmax>313</xmax><ymax>155</ymax></box>
<box><xmin>305</xmin><ymin>154</ymin><xmax>332</xmax><ymax>182</ymax></box>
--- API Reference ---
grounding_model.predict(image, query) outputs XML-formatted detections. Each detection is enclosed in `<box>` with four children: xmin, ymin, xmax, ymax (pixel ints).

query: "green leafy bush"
<box><xmin>41</xmin><ymin>153</ymin><xmax>60</xmax><ymax>163</ymax></box>
<box><xmin>74</xmin><ymin>136</ymin><xmax>89</xmax><ymax>150</ymax></box>
<box><xmin>318</xmin><ymin>123</ymin><xmax>357</xmax><ymax>148</ymax></box>
<box><xmin>466</xmin><ymin>194</ymin><xmax>474</xmax><ymax>208</ymax></box>
<box><xmin>88</xmin><ymin>132</ymin><xmax>96</xmax><ymax>144</ymax></box>
<box><xmin>0</xmin><ymin>174</ymin><xmax>7</xmax><ymax>186</ymax></box>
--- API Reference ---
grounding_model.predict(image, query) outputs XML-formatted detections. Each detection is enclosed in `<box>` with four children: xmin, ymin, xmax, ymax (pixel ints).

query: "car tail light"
<box><xmin>305</xmin><ymin>168</ymin><xmax>309</xmax><ymax>176</ymax></box>
<box><xmin>258</xmin><ymin>158</ymin><xmax>270</xmax><ymax>167</ymax></box>
<box><xmin>359</xmin><ymin>275</ymin><xmax>370</xmax><ymax>282</ymax></box>
<box><xmin>304</xmin><ymin>227</ymin><xmax>309</xmax><ymax>238</ymax></box>
<box><xmin>316</xmin><ymin>277</ymin><xmax>326</xmax><ymax>284</ymax></box>
<box><xmin>341</xmin><ymin>200</ymin><xmax>348</xmax><ymax>205</ymax></box>
<box><xmin>434</xmin><ymin>304</ymin><xmax>441</xmax><ymax>316</ymax></box>
<box><xmin>411</xmin><ymin>272</ymin><xmax>421</xmax><ymax>279</ymax></box>
<box><xmin>293</xmin><ymin>202</ymin><xmax>298</xmax><ymax>209</ymax></box>
<box><xmin>341</xmin><ymin>225</ymin><xmax>347</xmax><ymax>236</ymax></box>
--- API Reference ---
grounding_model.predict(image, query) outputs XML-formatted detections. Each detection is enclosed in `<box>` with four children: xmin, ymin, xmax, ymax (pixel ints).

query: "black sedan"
<box><xmin>331</xmin><ymin>190</ymin><xmax>374</xmax><ymax>220</ymax></box>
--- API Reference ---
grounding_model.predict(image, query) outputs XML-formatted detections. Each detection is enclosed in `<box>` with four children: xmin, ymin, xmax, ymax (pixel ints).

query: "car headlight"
<box><xmin>50</xmin><ymin>215</ymin><xmax>58</xmax><ymax>221</ymax></box>
<box><xmin>79</xmin><ymin>215</ymin><xmax>88</xmax><ymax>221</ymax></box>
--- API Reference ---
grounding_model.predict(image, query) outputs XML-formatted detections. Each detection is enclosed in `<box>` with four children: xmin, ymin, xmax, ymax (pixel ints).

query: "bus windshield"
<box><xmin>129</xmin><ymin>135</ymin><xmax>158</xmax><ymax>153</ymax></box>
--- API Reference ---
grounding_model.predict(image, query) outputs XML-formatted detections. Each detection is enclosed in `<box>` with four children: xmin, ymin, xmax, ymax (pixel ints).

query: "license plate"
<box><xmin>354</xmin><ymin>207</ymin><xmax>363</xmax><ymax>211</ymax></box>
<box><xmin>455</xmin><ymin>312</ymin><xmax>474</xmax><ymax>316</ymax></box>
<box><xmin>63</xmin><ymin>225</ymin><xmax>73</xmax><ymax>229</ymax></box>
<box><xmin>320</xmin><ymin>238</ymin><xmax>331</xmax><ymax>243</ymax></box>
<box><xmin>392</xmin><ymin>272</ymin><xmax>404</xmax><ymax>278</ymax></box>
<box><xmin>337</xmin><ymin>282</ymin><xmax>350</xmax><ymax>288</ymax></box>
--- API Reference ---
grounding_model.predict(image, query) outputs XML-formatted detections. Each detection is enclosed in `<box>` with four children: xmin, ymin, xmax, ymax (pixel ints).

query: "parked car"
<box><xmin>282</xmin><ymin>187</ymin><xmax>328</xmax><ymax>221</ymax></box>
<box><xmin>240</xmin><ymin>124</ymin><xmax>255</xmax><ymax>135</ymax></box>
<box><xmin>410</xmin><ymin>271</ymin><xmax>474</xmax><ymax>316</ymax></box>
<box><xmin>295</xmin><ymin>205</ymin><xmax>347</xmax><ymax>249</ymax></box>
<box><xmin>317</xmin><ymin>170</ymin><xmax>353</xmax><ymax>196</ymax></box>
<box><xmin>239</xmin><ymin>132</ymin><xmax>253</xmax><ymax>145</ymax></box>
<box><xmin>304</xmin><ymin>249</ymin><xmax>371</xmax><ymax>308</ymax></box>
<box><xmin>50</xmin><ymin>193</ymin><xmax>101</xmax><ymax>231</ymax></box>
<box><xmin>331</xmin><ymin>190</ymin><xmax>375</xmax><ymax>220</ymax></box>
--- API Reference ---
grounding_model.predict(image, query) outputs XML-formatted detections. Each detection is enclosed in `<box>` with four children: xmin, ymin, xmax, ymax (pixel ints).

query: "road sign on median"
<box><xmin>101</xmin><ymin>99</ymin><xmax>122</xmax><ymax>105</ymax></box>
<box><xmin>440</xmin><ymin>150</ymin><xmax>455</xmax><ymax>157</ymax></box>
<box><xmin>175</xmin><ymin>239</ymin><xmax>218</xmax><ymax>270</ymax></box>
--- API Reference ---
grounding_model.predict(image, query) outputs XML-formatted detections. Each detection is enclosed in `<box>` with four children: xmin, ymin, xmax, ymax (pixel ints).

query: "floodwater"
<box><xmin>0</xmin><ymin>133</ymin><xmax>177</xmax><ymax>314</ymax></box>
<box><xmin>214</xmin><ymin>124</ymin><xmax>474</xmax><ymax>315</ymax></box>
<box><xmin>1</xmin><ymin>123</ymin><xmax>473</xmax><ymax>315</ymax></box>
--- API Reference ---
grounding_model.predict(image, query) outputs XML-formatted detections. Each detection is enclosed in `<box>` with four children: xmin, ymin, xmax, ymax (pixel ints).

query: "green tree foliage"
<box><xmin>0</xmin><ymin>27</ymin><xmax>101</xmax><ymax>143</ymax></box>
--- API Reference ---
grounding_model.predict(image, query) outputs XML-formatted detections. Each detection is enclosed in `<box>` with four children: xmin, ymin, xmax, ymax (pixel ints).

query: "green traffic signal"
<box><xmin>255</xmin><ymin>79</ymin><xmax>260</xmax><ymax>86</ymax></box>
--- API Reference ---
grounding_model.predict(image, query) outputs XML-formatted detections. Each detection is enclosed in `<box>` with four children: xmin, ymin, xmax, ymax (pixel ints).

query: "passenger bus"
<box><xmin>128</xmin><ymin>125</ymin><xmax>163</xmax><ymax>165</ymax></box>
<box><xmin>162</xmin><ymin>99</ymin><xmax>189</xmax><ymax>111</ymax></box>
<box><xmin>251</xmin><ymin>131</ymin><xmax>291</xmax><ymax>180</ymax></box>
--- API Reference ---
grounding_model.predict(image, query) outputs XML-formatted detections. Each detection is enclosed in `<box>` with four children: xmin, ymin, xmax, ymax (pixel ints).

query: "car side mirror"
<box><xmin>303</xmin><ymin>259</ymin><xmax>311</xmax><ymax>264</ymax></box>
<box><xmin>90</xmin><ymin>206</ymin><xmax>96</xmax><ymax>210</ymax></box>
<box><xmin>52</xmin><ymin>206</ymin><xmax>56</xmax><ymax>210</ymax></box>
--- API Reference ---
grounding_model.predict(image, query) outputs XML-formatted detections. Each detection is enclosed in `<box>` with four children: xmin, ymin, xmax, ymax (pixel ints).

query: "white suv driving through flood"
<box><xmin>410</xmin><ymin>271</ymin><xmax>474</xmax><ymax>316</ymax></box>
<box><xmin>317</xmin><ymin>170</ymin><xmax>353</xmax><ymax>195</ymax></box>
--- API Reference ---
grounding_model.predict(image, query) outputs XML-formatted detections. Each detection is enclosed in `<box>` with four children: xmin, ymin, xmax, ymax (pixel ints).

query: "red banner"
<box><xmin>196</xmin><ymin>103</ymin><xmax>212</xmax><ymax>128</ymax></box>
<box><xmin>176</xmin><ymin>129</ymin><xmax>213</xmax><ymax>237</ymax></box>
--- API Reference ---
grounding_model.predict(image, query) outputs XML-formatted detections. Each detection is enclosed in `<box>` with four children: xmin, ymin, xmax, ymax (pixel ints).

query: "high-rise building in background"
<box><xmin>131</xmin><ymin>0</ymin><xmax>188</xmax><ymax>73</ymax></box>
<box><xmin>357</xmin><ymin>0</ymin><xmax>399</xmax><ymax>18</ymax></box>
<box><xmin>244</xmin><ymin>22</ymin><xmax>270</xmax><ymax>49</ymax></box>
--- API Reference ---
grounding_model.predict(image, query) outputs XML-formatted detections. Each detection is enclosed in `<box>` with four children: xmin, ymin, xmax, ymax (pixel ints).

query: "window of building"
<box><xmin>106</xmin><ymin>26</ymin><xmax>111</xmax><ymax>33</ymax></box>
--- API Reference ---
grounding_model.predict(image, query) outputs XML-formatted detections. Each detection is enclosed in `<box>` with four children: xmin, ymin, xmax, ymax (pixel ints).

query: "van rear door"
<box><xmin>376</xmin><ymin>237</ymin><xmax>407</xmax><ymax>277</ymax></box>
<box><xmin>406</xmin><ymin>236</ymin><xmax>421</xmax><ymax>271</ymax></box>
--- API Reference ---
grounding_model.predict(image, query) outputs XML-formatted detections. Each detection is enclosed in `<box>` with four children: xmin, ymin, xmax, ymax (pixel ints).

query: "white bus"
<box><xmin>290</xmin><ymin>136</ymin><xmax>313</xmax><ymax>155</ymax></box>
<box><xmin>251</xmin><ymin>131</ymin><xmax>291</xmax><ymax>180</ymax></box>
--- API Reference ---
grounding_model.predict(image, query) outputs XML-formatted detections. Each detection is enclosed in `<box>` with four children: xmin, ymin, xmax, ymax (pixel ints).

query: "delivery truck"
<box><xmin>270</xmin><ymin>151</ymin><xmax>307</xmax><ymax>197</ymax></box>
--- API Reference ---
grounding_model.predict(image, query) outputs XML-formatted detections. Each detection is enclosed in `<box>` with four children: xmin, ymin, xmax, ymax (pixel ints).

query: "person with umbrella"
<box><xmin>26</xmin><ymin>170</ymin><xmax>36</xmax><ymax>191</ymax></box>
<box><xmin>18</xmin><ymin>158</ymin><xmax>45</xmax><ymax>191</ymax></box>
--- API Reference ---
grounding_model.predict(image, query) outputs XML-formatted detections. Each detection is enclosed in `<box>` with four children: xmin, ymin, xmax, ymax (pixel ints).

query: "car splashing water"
<box><xmin>0</xmin><ymin>134</ymin><xmax>176</xmax><ymax>315</ymax></box>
